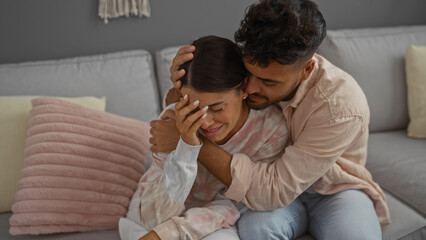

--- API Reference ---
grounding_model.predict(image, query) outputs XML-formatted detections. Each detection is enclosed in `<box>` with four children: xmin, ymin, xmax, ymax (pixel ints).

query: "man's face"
<box><xmin>243</xmin><ymin>57</ymin><xmax>313</xmax><ymax>110</ymax></box>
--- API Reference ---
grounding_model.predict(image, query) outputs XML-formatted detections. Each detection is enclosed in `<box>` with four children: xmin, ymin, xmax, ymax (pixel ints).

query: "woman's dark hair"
<box><xmin>235</xmin><ymin>0</ymin><xmax>326</xmax><ymax>67</ymax></box>
<box><xmin>179</xmin><ymin>35</ymin><xmax>247</xmax><ymax>92</ymax></box>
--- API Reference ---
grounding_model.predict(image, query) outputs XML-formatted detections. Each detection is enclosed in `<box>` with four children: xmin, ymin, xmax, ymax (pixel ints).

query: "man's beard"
<box><xmin>246</xmin><ymin>85</ymin><xmax>299</xmax><ymax>110</ymax></box>
<box><xmin>246</xmin><ymin>80</ymin><xmax>302</xmax><ymax>109</ymax></box>
<box><xmin>246</xmin><ymin>94</ymin><xmax>277</xmax><ymax>110</ymax></box>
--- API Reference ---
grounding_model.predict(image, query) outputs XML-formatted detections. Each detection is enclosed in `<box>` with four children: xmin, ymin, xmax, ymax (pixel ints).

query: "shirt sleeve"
<box><xmin>138</xmin><ymin>138</ymin><xmax>202</xmax><ymax>230</ymax></box>
<box><xmin>153</xmin><ymin>196</ymin><xmax>241</xmax><ymax>240</ymax></box>
<box><xmin>225</xmin><ymin>116</ymin><xmax>365</xmax><ymax>210</ymax></box>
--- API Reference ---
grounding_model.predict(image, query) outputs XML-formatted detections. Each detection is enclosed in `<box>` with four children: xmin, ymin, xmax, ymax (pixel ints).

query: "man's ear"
<box><xmin>241</xmin><ymin>76</ymin><xmax>249</xmax><ymax>92</ymax></box>
<box><xmin>244</xmin><ymin>76</ymin><xmax>249</xmax><ymax>85</ymax></box>
<box><xmin>301</xmin><ymin>59</ymin><xmax>316</xmax><ymax>81</ymax></box>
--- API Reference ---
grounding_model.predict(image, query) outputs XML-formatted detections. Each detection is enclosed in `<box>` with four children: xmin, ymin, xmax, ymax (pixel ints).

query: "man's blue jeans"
<box><xmin>237</xmin><ymin>190</ymin><xmax>381</xmax><ymax>240</ymax></box>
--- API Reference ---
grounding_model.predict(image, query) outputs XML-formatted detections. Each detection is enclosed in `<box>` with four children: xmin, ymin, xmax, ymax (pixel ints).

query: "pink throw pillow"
<box><xmin>9</xmin><ymin>97</ymin><xmax>150</xmax><ymax>235</ymax></box>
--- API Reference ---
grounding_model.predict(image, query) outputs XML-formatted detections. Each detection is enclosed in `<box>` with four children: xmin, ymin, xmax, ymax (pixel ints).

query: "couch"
<box><xmin>1</xmin><ymin>25</ymin><xmax>425</xmax><ymax>240</ymax></box>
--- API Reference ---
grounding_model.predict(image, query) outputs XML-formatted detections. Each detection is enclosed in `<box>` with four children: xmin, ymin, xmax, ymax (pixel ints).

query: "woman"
<box><xmin>120</xmin><ymin>35</ymin><xmax>288</xmax><ymax>240</ymax></box>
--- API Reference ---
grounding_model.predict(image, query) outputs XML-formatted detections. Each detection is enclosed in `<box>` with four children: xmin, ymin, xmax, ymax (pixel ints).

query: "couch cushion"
<box><xmin>0</xmin><ymin>96</ymin><xmax>105</xmax><ymax>213</ymax></box>
<box><xmin>317</xmin><ymin>25</ymin><xmax>426</xmax><ymax>132</ymax></box>
<box><xmin>366</xmin><ymin>130</ymin><xmax>426</xmax><ymax>216</ymax></box>
<box><xmin>405</xmin><ymin>45</ymin><xmax>426</xmax><ymax>138</ymax></box>
<box><xmin>3</xmin><ymin>191</ymin><xmax>425</xmax><ymax>240</ymax></box>
<box><xmin>155</xmin><ymin>46</ymin><xmax>183</xmax><ymax>103</ymax></box>
<box><xmin>383</xmin><ymin>191</ymin><xmax>426</xmax><ymax>240</ymax></box>
<box><xmin>1</xmin><ymin>212</ymin><xmax>120</xmax><ymax>240</ymax></box>
<box><xmin>9</xmin><ymin>98</ymin><xmax>150</xmax><ymax>235</ymax></box>
<box><xmin>0</xmin><ymin>50</ymin><xmax>160</xmax><ymax>122</ymax></box>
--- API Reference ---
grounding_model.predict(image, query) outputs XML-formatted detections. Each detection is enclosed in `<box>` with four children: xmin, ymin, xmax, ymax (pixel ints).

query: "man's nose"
<box><xmin>245</xmin><ymin>76</ymin><xmax>260</xmax><ymax>94</ymax></box>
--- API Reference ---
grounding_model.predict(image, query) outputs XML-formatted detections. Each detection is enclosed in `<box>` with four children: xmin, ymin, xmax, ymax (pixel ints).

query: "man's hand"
<box><xmin>170</xmin><ymin>45</ymin><xmax>196</xmax><ymax>89</ymax></box>
<box><xmin>164</xmin><ymin>88</ymin><xmax>182</xmax><ymax>106</ymax></box>
<box><xmin>139</xmin><ymin>230</ymin><xmax>160</xmax><ymax>240</ymax></box>
<box><xmin>149</xmin><ymin>110</ymin><xmax>180</xmax><ymax>153</ymax></box>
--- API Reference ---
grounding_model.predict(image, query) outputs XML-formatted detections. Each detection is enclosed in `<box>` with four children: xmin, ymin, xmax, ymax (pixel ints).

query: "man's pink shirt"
<box><xmin>225</xmin><ymin>54</ymin><xmax>390</xmax><ymax>227</ymax></box>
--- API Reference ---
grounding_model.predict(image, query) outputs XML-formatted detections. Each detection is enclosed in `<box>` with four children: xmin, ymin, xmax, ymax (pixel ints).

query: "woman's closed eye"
<box><xmin>210</xmin><ymin>107</ymin><xmax>224</xmax><ymax>113</ymax></box>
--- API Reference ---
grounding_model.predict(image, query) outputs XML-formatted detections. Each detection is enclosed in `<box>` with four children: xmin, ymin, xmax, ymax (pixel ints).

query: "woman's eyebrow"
<box><xmin>208</xmin><ymin>101</ymin><xmax>225</xmax><ymax>107</ymax></box>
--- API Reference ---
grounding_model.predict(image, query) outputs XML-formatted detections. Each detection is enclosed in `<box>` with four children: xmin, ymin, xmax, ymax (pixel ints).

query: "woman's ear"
<box><xmin>241</xmin><ymin>88</ymin><xmax>248</xmax><ymax>100</ymax></box>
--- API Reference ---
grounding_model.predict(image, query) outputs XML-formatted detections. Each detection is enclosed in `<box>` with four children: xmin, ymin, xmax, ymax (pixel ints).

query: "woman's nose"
<box><xmin>201</xmin><ymin>114</ymin><xmax>214</xmax><ymax>129</ymax></box>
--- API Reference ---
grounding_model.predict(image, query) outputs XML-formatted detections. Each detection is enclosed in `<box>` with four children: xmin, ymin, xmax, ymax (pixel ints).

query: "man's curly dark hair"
<box><xmin>235</xmin><ymin>0</ymin><xmax>326</xmax><ymax>67</ymax></box>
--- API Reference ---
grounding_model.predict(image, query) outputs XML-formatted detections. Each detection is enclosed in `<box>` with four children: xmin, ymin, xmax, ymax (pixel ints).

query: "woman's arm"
<box><xmin>138</xmin><ymin>140</ymin><xmax>201</xmax><ymax>230</ymax></box>
<box><xmin>152</xmin><ymin>198</ymin><xmax>241</xmax><ymax>240</ymax></box>
<box><xmin>138</xmin><ymin>96</ymin><xmax>209</xmax><ymax>235</ymax></box>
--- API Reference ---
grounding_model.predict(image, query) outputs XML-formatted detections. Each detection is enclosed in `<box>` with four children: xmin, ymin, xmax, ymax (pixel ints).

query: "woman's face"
<box><xmin>180</xmin><ymin>86</ymin><xmax>247</xmax><ymax>145</ymax></box>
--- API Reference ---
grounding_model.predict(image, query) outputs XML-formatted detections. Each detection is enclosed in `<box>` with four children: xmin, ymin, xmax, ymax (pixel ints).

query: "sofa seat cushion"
<box><xmin>2</xmin><ymin>190</ymin><xmax>425</xmax><ymax>240</ymax></box>
<box><xmin>383</xmin><ymin>190</ymin><xmax>426</xmax><ymax>240</ymax></box>
<box><xmin>366</xmin><ymin>130</ymin><xmax>426</xmax><ymax>216</ymax></box>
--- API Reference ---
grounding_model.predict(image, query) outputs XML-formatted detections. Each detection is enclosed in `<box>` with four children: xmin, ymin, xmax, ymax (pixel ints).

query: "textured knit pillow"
<box><xmin>0</xmin><ymin>96</ymin><xmax>106</xmax><ymax>213</ymax></box>
<box><xmin>9</xmin><ymin>97</ymin><xmax>150</xmax><ymax>235</ymax></box>
<box><xmin>406</xmin><ymin>45</ymin><xmax>426</xmax><ymax>138</ymax></box>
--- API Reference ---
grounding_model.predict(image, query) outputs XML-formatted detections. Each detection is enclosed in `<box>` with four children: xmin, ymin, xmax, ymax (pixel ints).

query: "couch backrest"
<box><xmin>317</xmin><ymin>25</ymin><xmax>426</xmax><ymax>132</ymax></box>
<box><xmin>155</xmin><ymin>46</ymin><xmax>183</xmax><ymax>101</ymax></box>
<box><xmin>0</xmin><ymin>50</ymin><xmax>161</xmax><ymax>122</ymax></box>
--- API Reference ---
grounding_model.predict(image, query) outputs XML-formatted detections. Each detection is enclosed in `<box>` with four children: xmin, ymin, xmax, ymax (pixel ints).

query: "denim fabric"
<box><xmin>237</xmin><ymin>190</ymin><xmax>381</xmax><ymax>240</ymax></box>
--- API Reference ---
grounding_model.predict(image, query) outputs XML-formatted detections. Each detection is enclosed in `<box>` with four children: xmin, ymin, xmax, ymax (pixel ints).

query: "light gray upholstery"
<box><xmin>0</xmin><ymin>50</ymin><xmax>161</xmax><ymax>122</ymax></box>
<box><xmin>366</xmin><ymin>130</ymin><xmax>426</xmax><ymax>216</ymax></box>
<box><xmin>317</xmin><ymin>26</ymin><xmax>426</xmax><ymax>132</ymax></box>
<box><xmin>155</xmin><ymin>45</ymin><xmax>182</xmax><ymax>102</ymax></box>
<box><xmin>383</xmin><ymin>191</ymin><xmax>426</xmax><ymax>240</ymax></box>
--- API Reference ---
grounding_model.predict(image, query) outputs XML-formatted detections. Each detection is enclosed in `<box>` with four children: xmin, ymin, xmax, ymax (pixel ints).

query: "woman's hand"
<box><xmin>175</xmin><ymin>94</ymin><xmax>208</xmax><ymax>146</ymax></box>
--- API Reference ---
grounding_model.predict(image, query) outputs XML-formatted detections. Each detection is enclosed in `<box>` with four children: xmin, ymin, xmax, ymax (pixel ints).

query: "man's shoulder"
<box><xmin>307</xmin><ymin>55</ymin><xmax>370</xmax><ymax>120</ymax></box>
<box><xmin>314</xmin><ymin>54</ymin><xmax>360</xmax><ymax>94</ymax></box>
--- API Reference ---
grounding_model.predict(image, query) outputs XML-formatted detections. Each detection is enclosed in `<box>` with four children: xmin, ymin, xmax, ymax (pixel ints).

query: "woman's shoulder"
<box><xmin>249</xmin><ymin>104</ymin><xmax>286</xmax><ymax>126</ymax></box>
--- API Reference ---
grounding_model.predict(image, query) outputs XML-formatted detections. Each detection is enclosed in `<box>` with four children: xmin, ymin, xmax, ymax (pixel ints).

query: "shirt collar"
<box><xmin>284</xmin><ymin>55</ymin><xmax>319</xmax><ymax>109</ymax></box>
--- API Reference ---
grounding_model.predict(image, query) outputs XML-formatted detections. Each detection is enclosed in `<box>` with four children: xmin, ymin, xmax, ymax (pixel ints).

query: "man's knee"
<box><xmin>309</xmin><ymin>190</ymin><xmax>381</xmax><ymax>240</ymax></box>
<box><xmin>323</xmin><ymin>227</ymin><xmax>381</xmax><ymax>240</ymax></box>
<box><xmin>237</xmin><ymin>210</ymin><xmax>283</xmax><ymax>240</ymax></box>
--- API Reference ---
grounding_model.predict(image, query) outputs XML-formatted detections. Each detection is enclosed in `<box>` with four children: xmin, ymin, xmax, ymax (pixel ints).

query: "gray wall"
<box><xmin>1</xmin><ymin>0</ymin><xmax>426</xmax><ymax>64</ymax></box>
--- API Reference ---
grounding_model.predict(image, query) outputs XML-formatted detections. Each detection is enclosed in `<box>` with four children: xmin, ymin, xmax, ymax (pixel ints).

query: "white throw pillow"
<box><xmin>406</xmin><ymin>45</ymin><xmax>426</xmax><ymax>138</ymax></box>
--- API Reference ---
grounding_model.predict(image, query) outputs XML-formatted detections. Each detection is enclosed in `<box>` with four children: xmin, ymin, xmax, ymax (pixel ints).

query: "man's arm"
<box><xmin>198</xmin><ymin>136</ymin><xmax>233</xmax><ymax>187</ymax></box>
<box><xmin>139</xmin><ymin>231</ymin><xmax>160</xmax><ymax>240</ymax></box>
<box><xmin>223</xmin><ymin>116</ymin><xmax>366</xmax><ymax>211</ymax></box>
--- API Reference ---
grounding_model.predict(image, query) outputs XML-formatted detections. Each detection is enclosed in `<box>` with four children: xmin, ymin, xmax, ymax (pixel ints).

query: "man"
<box><xmin>150</xmin><ymin>0</ymin><xmax>390</xmax><ymax>239</ymax></box>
